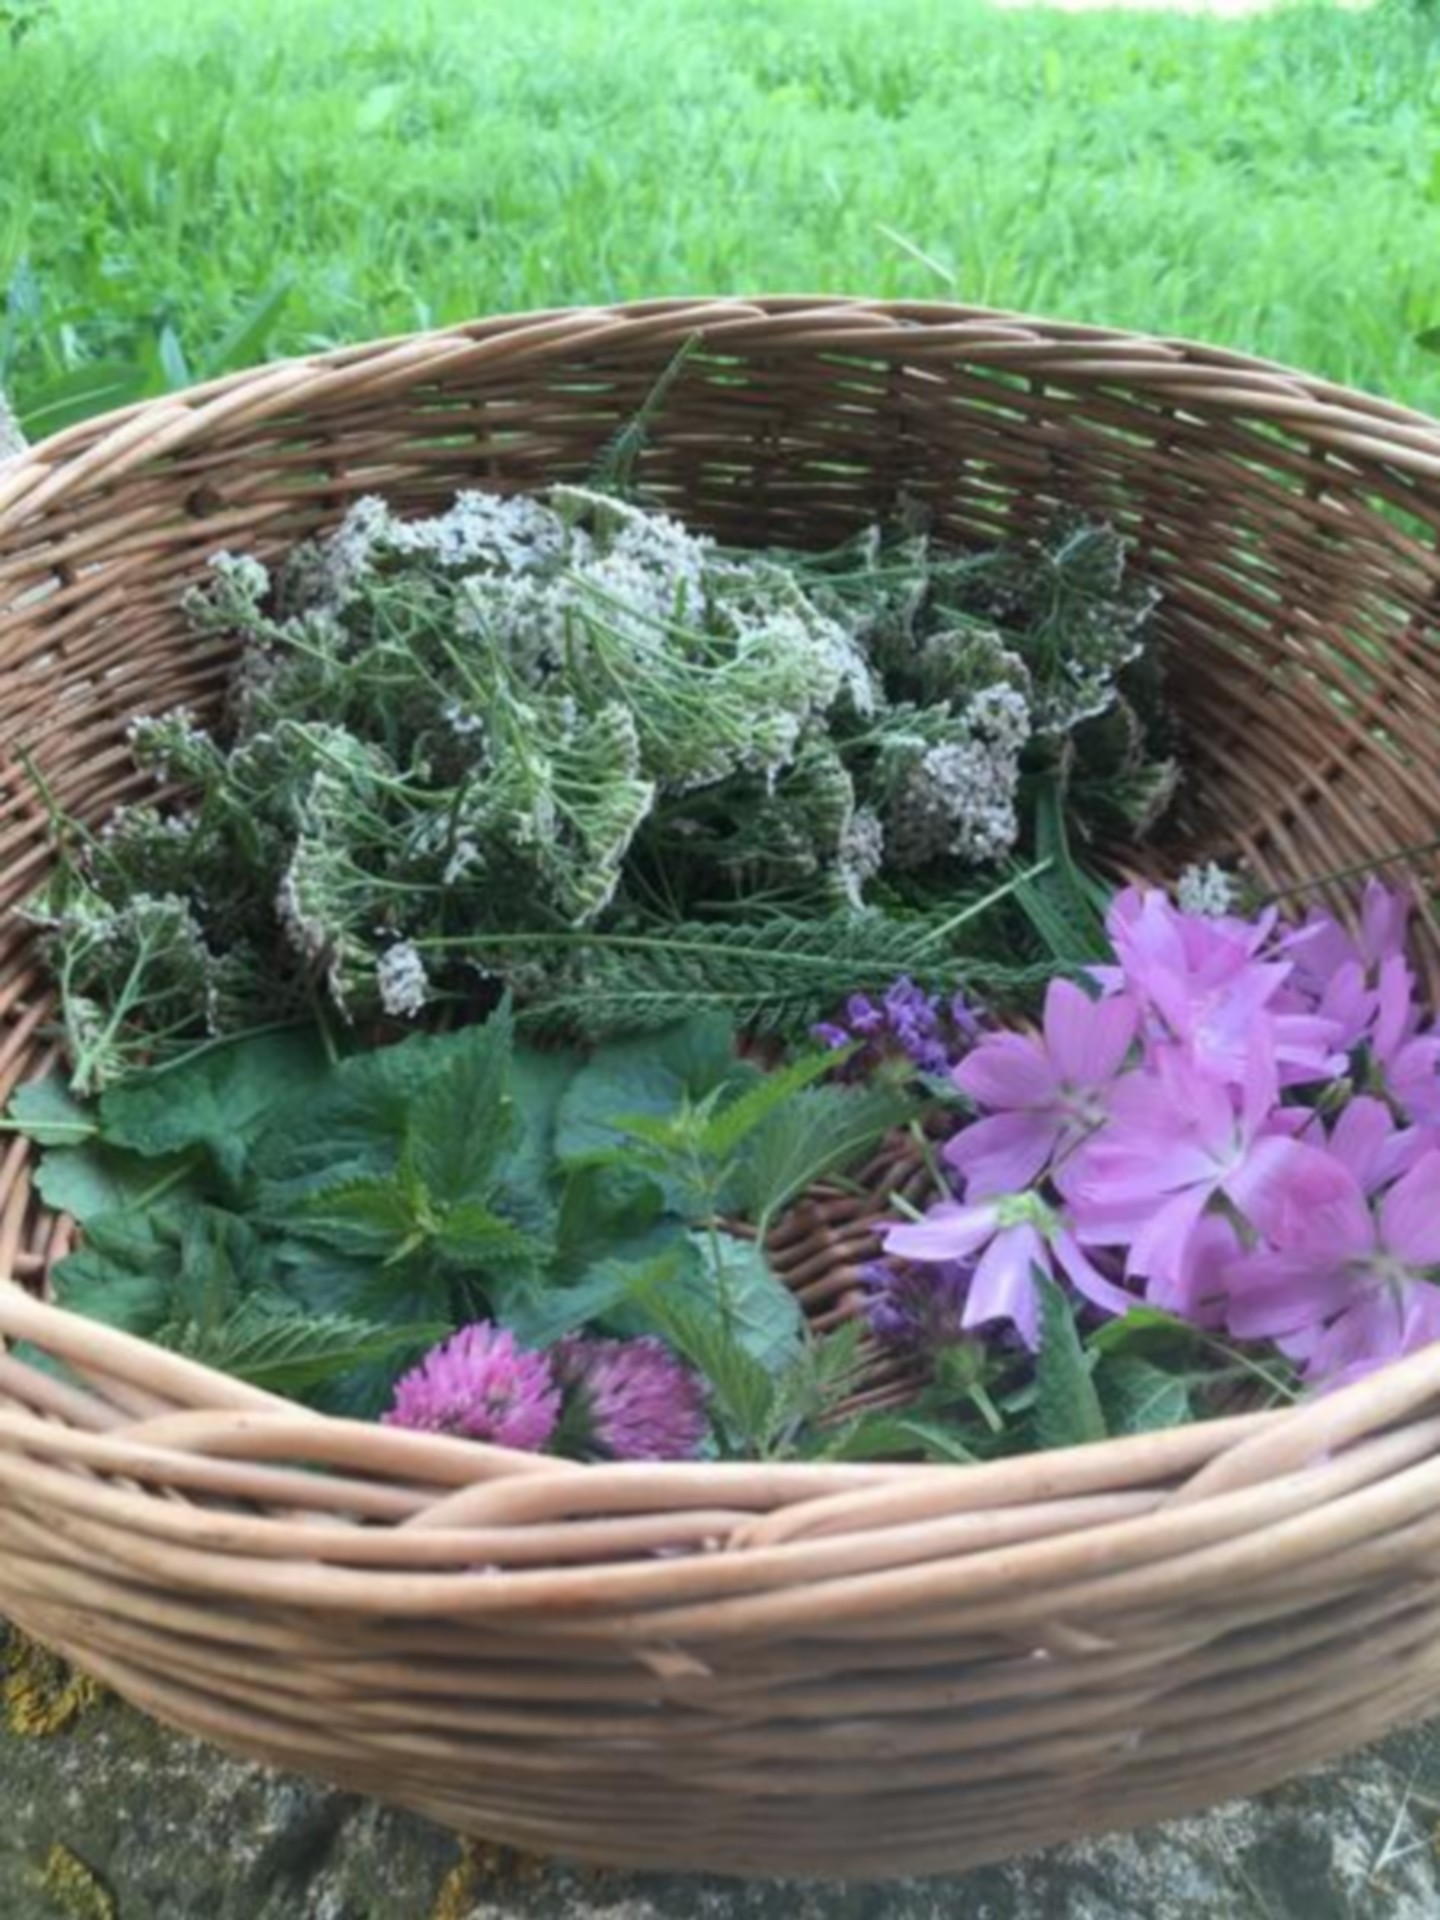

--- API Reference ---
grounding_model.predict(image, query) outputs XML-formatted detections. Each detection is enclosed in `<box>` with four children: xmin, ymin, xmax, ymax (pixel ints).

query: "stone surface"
<box><xmin>0</xmin><ymin>1669</ymin><xmax>1437</xmax><ymax>1920</ymax></box>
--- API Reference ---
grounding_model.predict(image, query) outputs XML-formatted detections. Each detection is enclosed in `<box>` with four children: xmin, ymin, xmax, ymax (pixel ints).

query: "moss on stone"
<box><xmin>1</xmin><ymin>1631</ymin><xmax>101</xmax><ymax>1739</ymax></box>
<box><xmin>32</xmin><ymin>1844</ymin><xmax>116</xmax><ymax>1920</ymax></box>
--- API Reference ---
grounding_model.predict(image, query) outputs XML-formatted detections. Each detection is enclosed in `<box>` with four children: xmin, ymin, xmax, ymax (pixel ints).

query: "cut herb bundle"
<box><xmin>23</xmin><ymin>487</ymin><xmax>1172</xmax><ymax>1086</ymax></box>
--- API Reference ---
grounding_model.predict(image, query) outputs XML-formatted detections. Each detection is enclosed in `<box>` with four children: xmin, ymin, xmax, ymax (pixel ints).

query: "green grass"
<box><xmin>1</xmin><ymin>0</ymin><xmax>1439</xmax><ymax>437</ymax></box>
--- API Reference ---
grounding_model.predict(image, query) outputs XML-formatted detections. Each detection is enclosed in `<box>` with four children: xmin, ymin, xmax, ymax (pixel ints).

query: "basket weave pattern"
<box><xmin>3</xmin><ymin>298</ymin><xmax>1440</xmax><ymax>1879</ymax></box>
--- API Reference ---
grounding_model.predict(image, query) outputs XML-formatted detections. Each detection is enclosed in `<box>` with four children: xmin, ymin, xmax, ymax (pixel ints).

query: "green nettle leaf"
<box><xmin>4</xmin><ymin>1075</ymin><xmax>97</xmax><ymax>1146</ymax></box>
<box><xmin>433</xmin><ymin>1200</ymin><xmax>548</xmax><ymax>1271</ymax></box>
<box><xmin>159</xmin><ymin>1304</ymin><xmax>446</xmax><ymax>1397</ymax></box>
<box><xmin>732</xmin><ymin>1081</ymin><xmax>915</xmax><ymax>1229</ymax></box>
<box><xmin>682</xmin><ymin>1232</ymin><xmax>805</xmax><ymax>1374</ymax></box>
<box><xmin>282</xmin><ymin>1177</ymin><xmax>419</xmax><ymax>1258</ymax></box>
<box><xmin>1033</xmin><ymin>1272</ymin><xmax>1109</xmax><ymax>1451</ymax></box>
<box><xmin>406</xmin><ymin>1001</ymin><xmax>517</xmax><ymax>1206</ymax></box>
<box><xmin>692</xmin><ymin>1048</ymin><xmax>842</xmax><ymax>1163</ymax></box>
<box><xmin>816</xmin><ymin>1413</ymin><xmax>983</xmax><ymax>1464</ymax></box>
<box><xmin>171</xmin><ymin>1205</ymin><xmax>266</xmax><ymax>1326</ymax></box>
<box><xmin>500</xmin><ymin>1233</ymin><xmax>694</xmax><ymax>1348</ymax></box>
<box><xmin>503</xmin><ymin>1045</ymin><xmax>585</xmax><ymax>1218</ymax></box>
<box><xmin>626</xmin><ymin>1281</ymin><xmax>777</xmax><ymax>1457</ymax></box>
<box><xmin>551</xmin><ymin>1163</ymin><xmax>667</xmax><ymax>1280</ymax></box>
<box><xmin>98</xmin><ymin>1027</ymin><xmax>331</xmax><ymax>1184</ymax></box>
<box><xmin>1096</xmin><ymin>1355</ymin><xmax>1193</xmax><ymax>1436</ymax></box>
<box><xmin>554</xmin><ymin>1015</ymin><xmax>756</xmax><ymax>1169</ymax></box>
<box><xmin>251</xmin><ymin>1030</ymin><xmax>466</xmax><ymax>1200</ymax></box>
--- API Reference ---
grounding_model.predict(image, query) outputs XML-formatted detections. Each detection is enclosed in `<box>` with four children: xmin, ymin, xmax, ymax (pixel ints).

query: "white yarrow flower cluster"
<box><xmin>883</xmin><ymin>687</ymin><xmax>1032</xmax><ymax>870</ymax></box>
<box><xmin>837</xmin><ymin>805</ymin><xmax>886</xmax><ymax>908</ymax></box>
<box><xmin>376</xmin><ymin>941</ymin><xmax>430</xmax><ymax>1019</ymax></box>
<box><xmin>1176</xmin><ymin>861</ymin><xmax>1239</xmax><ymax>918</ymax></box>
<box><xmin>275</xmin><ymin>861</ymin><xmax>330</xmax><ymax>965</ymax></box>
<box><xmin>208</xmin><ymin>550</ymin><xmax>272</xmax><ymax>602</ymax></box>
<box><xmin>383</xmin><ymin>491</ymin><xmax>568</xmax><ymax>573</ymax></box>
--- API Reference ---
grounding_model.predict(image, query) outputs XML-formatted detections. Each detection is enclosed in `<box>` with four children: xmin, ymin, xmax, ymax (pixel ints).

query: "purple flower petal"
<box><xmin>1052</xmin><ymin>1227</ymin><xmax>1135</xmax><ymax>1319</ymax></box>
<box><xmin>1379</xmin><ymin>1149</ymin><xmax>1440</xmax><ymax>1267</ymax></box>
<box><xmin>1226</xmin><ymin>1137</ymin><xmax>1372</xmax><ymax>1258</ymax></box>
<box><xmin>965</xmin><ymin>1222</ymin><xmax>1044</xmax><ymax>1351</ymax></box>
<box><xmin>943</xmin><ymin>1109</ymin><xmax>1063</xmax><ymax>1198</ymax></box>
<box><xmin>952</xmin><ymin>1032</ymin><xmax>1057</xmax><ymax>1112</ymax></box>
<box><xmin>884</xmin><ymin>1199</ymin><xmax>998</xmax><ymax>1265</ymax></box>
<box><xmin>1042</xmin><ymin>977</ymin><xmax>1139</xmax><ymax>1088</ymax></box>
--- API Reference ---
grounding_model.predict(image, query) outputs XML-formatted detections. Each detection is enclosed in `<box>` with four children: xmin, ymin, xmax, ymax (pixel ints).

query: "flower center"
<box><xmin>994</xmin><ymin>1191</ymin><xmax>1061</xmax><ymax>1237</ymax></box>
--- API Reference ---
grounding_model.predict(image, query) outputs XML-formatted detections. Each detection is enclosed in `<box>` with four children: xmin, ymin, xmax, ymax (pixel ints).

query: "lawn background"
<box><xmin>1</xmin><ymin>0</ymin><xmax>1439</xmax><ymax>439</ymax></box>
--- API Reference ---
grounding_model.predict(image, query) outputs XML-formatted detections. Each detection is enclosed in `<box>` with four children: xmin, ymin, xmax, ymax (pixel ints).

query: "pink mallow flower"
<box><xmin>554</xmin><ymin>1335</ymin><xmax>709</xmax><ymax>1462</ymax></box>
<box><xmin>946</xmin><ymin>977</ymin><xmax>1137</xmax><ymax>1196</ymax></box>
<box><xmin>1100</xmin><ymin>886</ymin><xmax>1341</xmax><ymax>1088</ymax></box>
<box><xmin>1223</xmin><ymin>1141</ymin><xmax>1440</xmax><ymax>1385</ymax></box>
<box><xmin>1285</xmin><ymin>879</ymin><xmax>1415</xmax><ymax>1001</ymax></box>
<box><xmin>1058</xmin><ymin>1040</ymin><xmax>1297</xmax><ymax>1292</ymax></box>
<box><xmin>384</xmin><ymin>1323</ymin><xmax>562</xmax><ymax>1451</ymax></box>
<box><xmin>883</xmin><ymin>1190</ymin><xmax>1133</xmax><ymax>1351</ymax></box>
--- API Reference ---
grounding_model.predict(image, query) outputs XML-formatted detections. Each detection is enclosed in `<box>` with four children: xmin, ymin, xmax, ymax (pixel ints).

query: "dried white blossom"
<box><xmin>383</xmin><ymin>491</ymin><xmax>568</xmax><ymax>573</ymax></box>
<box><xmin>376</xmin><ymin>941</ymin><xmax>430</xmax><ymax>1019</ymax></box>
<box><xmin>837</xmin><ymin>805</ymin><xmax>886</xmax><ymax>904</ymax></box>
<box><xmin>207</xmin><ymin>550</ymin><xmax>271</xmax><ymax>602</ymax></box>
<box><xmin>882</xmin><ymin>689</ymin><xmax>1030</xmax><ymax>871</ymax></box>
<box><xmin>443</xmin><ymin>837</ymin><xmax>482</xmax><ymax>885</ymax></box>
<box><xmin>275</xmin><ymin>861</ymin><xmax>330</xmax><ymax>965</ymax></box>
<box><xmin>1176</xmin><ymin>861</ymin><xmax>1239</xmax><ymax>919</ymax></box>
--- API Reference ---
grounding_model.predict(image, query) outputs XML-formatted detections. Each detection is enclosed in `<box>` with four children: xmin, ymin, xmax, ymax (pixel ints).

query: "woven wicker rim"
<box><xmin>3</xmin><ymin>297</ymin><xmax>1440</xmax><ymax>1879</ymax></box>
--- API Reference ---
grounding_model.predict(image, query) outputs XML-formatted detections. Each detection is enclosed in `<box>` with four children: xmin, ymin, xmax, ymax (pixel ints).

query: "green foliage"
<box><xmin>1031</xmin><ymin>1273</ymin><xmax>1109</xmax><ymax>1451</ymax></box>
<box><xmin>1096</xmin><ymin>1356</ymin><xmax>1193</xmax><ymax>1436</ymax></box>
<box><xmin>0</xmin><ymin>2</ymin><xmax>52</xmax><ymax>49</ymax></box>
<box><xmin>8</xmin><ymin>1010</ymin><xmax>910</xmax><ymax>1428</ymax></box>
<box><xmin>3</xmin><ymin>1</ymin><xmax>1437</xmax><ymax>441</ymax></box>
<box><xmin>502</xmin><ymin>906</ymin><xmax>1057</xmax><ymax>1042</ymax></box>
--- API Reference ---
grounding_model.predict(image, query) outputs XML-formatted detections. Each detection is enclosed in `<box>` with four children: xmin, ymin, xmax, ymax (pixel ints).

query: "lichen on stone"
<box><xmin>1</xmin><ymin>1629</ymin><xmax>101</xmax><ymax>1738</ymax></box>
<box><xmin>33</xmin><ymin>1843</ymin><xmax>116</xmax><ymax>1920</ymax></box>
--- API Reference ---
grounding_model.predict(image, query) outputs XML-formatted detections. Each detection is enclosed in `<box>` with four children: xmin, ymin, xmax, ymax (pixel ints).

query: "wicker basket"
<box><xmin>4</xmin><ymin>297</ymin><xmax>1440</xmax><ymax>1883</ymax></box>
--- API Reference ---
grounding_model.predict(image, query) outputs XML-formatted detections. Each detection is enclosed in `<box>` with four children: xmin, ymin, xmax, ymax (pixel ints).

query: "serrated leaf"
<box><xmin>551</xmin><ymin>1162</ymin><xmax>666</xmax><ymax>1281</ymax></box>
<box><xmin>817</xmin><ymin>1412</ymin><xmax>982</xmax><ymax>1464</ymax></box>
<box><xmin>172</xmin><ymin>1206</ymin><xmax>265</xmax><ymax>1327</ymax></box>
<box><xmin>252</xmin><ymin>1028</ymin><xmax>462</xmax><ymax>1199</ymax></box>
<box><xmin>434</xmin><ymin>1200</ymin><xmax>547</xmax><ymax>1272</ymax></box>
<box><xmin>1033</xmin><ymin>1272</ymin><xmax>1109</xmax><ymax>1451</ymax></box>
<box><xmin>49</xmin><ymin>1213</ymin><xmax>178</xmax><ymax>1337</ymax></box>
<box><xmin>100</xmin><ymin>1028</ymin><xmax>330</xmax><ymax>1185</ymax></box>
<box><xmin>622</xmin><ymin>1275</ymin><xmax>773</xmax><ymax>1456</ymax></box>
<box><xmin>682</xmin><ymin>1232</ymin><xmax>805</xmax><ymax>1374</ymax></box>
<box><xmin>501</xmin><ymin>1231</ymin><xmax>693</xmax><ymax>1348</ymax></box>
<box><xmin>406</xmin><ymin>1002</ymin><xmax>516</xmax><ymax>1207</ymax></box>
<box><xmin>5</xmin><ymin>1074</ymin><xmax>97</xmax><ymax>1146</ymax></box>
<box><xmin>732</xmin><ymin>1080</ymin><xmax>913</xmax><ymax>1228</ymax></box>
<box><xmin>1096</xmin><ymin>1355</ymin><xmax>1192</xmax><ymax>1435</ymax></box>
<box><xmin>554</xmin><ymin>1015</ymin><xmax>755</xmax><ymax>1168</ymax></box>
<box><xmin>283</xmin><ymin>1177</ymin><xmax>417</xmax><ymax>1257</ymax></box>
<box><xmin>693</xmin><ymin>1047</ymin><xmax>842</xmax><ymax>1163</ymax></box>
<box><xmin>160</xmin><ymin>1303</ymin><xmax>444</xmax><ymax>1397</ymax></box>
